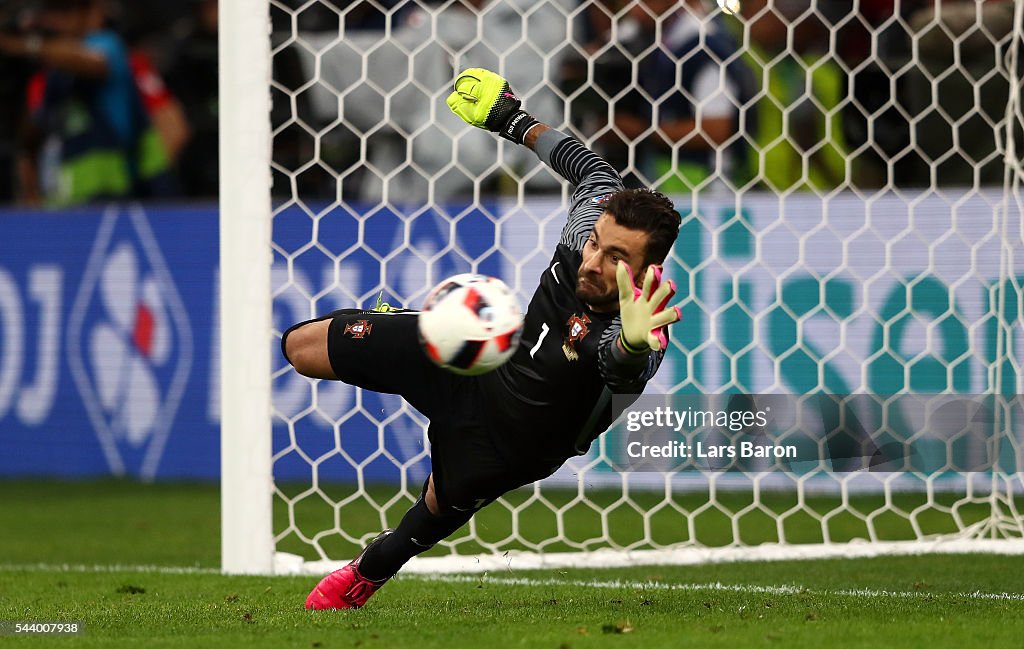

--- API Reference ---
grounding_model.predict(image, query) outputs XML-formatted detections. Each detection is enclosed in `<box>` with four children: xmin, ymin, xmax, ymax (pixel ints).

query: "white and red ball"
<box><xmin>418</xmin><ymin>273</ymin><xmax>523</xmax><ymax>376</ymax></box>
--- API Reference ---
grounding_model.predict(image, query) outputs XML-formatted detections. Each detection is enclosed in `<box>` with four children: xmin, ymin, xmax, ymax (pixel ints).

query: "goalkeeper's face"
<box><xmin>577</xmin><ymin>214</ymin><xmax>649</xmax><ymax>312</ymax></box>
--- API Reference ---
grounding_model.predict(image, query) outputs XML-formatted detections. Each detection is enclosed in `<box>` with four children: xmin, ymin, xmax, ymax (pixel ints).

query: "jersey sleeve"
<box><xmin>596</xmin><ymin>316</ymin><xmax>666</xmax><ymax>394</ymax></box>
<box><xmin>534</xmin><ymin>128</ymin><xmax>625</xmax><ymax>251</ymax></box>
<box><xmin>130</xmin><ymin>51</ymin><xmax>173</xmax><ymax>113</ymax></box>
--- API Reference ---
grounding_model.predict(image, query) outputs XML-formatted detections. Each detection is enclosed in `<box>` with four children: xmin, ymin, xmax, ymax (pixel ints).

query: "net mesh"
<box><xmin>267</xmin><ymin>0</ymin><xmax>1024</xmax><ymax>565</ymax></box>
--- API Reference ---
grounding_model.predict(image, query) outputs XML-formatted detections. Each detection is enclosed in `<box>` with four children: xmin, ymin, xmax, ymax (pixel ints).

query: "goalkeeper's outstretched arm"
<box><xmin>446</xmin><ymin>68</ymin><xmax>624</xmax><ymax>251</ymax></box>
<box><xmin>446</xmin><ymin>67</ymin><xmax>681</xmax><ymax>379</ymax></box>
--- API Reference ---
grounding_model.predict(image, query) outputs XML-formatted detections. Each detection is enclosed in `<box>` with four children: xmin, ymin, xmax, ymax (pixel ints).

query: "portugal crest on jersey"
<box><xmin>562</xmin><ymin>313</ymin><xmax>591</xmax><ymax>361</ymax></box>
<box><xmin>344</xmin><ymin>319</ymin><xmax>373</xmax><ymax>339</ymax></box>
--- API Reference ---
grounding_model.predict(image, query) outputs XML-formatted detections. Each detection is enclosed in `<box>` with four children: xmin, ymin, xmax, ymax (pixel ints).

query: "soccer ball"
<box><xmin>418</xmin><ymin>273</ymin><xmax>523</xmax><ymax>376</ymax></box>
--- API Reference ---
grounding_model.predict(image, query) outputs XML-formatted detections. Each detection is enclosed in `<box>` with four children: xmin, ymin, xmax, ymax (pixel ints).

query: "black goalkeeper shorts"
<box><xmin>319</xmin><ymin>308</ymin><xmax>558</xmax><ymax>513</ymax></box>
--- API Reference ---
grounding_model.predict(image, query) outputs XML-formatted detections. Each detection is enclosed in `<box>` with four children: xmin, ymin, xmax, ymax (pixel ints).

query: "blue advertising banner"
<box><xmin>0</xmin><ymin>205</ymin><xmax>218</xmax><ymax>479</ymax></box>
<box><xmin>0</xmin><ymin>202</ymin><xmax>503</xmax><ymax>482</ymax></box>
<box><xmin>1</xmin><ymin>194</ymin><xmax>1021</xmax><ymax>484</ymax></box>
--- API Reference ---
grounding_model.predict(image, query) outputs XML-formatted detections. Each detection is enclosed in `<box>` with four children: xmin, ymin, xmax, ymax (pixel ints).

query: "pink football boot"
<box><xmin>305</xmin><ymin>532</ymin><xmax>392</xmax><ymax>610</ymax></box>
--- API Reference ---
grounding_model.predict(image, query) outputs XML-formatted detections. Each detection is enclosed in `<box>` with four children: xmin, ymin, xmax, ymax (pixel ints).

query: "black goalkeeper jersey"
<box><xmin>477</xmin><ymin>130</ymin><xmax>667</xmax><ymax>465</ymax></box>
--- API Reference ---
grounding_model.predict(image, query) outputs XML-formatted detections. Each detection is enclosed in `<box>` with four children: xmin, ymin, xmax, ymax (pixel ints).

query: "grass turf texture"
<box><xmin>1</xmin><ymin>480</ymin><xmax>1022</xmax><ymax>648</ymax></box>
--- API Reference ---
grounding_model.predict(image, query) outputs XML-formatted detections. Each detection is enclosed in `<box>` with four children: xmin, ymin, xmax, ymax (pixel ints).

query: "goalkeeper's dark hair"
<box><xmin>603</xmin><ymin>189</ymin><xmax>680</xmax><ymax>266</ymax></box>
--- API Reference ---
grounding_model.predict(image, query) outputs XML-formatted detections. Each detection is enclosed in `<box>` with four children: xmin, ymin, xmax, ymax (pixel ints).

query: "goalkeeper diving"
<box><xmin>282</xmin><ymin>68</ymin><xmax>683</xmax><ymax>609</ymax></box>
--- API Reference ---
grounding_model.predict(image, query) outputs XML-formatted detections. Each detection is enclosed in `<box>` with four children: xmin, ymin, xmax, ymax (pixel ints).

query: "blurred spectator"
<box><xmin>741</xmin><ymin>0</ymin><xmax>847</xmax><ymax>191</ymax></box>
<box><xmin>593</xmin><ymin>0</ymin><xmax>757</xmax><ymax>193</ymax></box>
<box><xmin>561</xmin><ymin>0</ymin><xmax>628</xmax><ymax>155</ymax></box>
<box><xmin>289</xmin><ymin>0</ymin><xmax>415</xmax><ymax>33</ymax></box>
<box><xmin>164</xmin><ymin>0</ymin><xmax>218</xmax><ymax>198</ymax></box>
<box><xmin>123</xmin><ymin>32</ymin><xmax>190</xmax><ymax>169</ymax></box>
<box><xmin>906</xmin><ymin>0</ymin><xmax>1015</xmax><ymax>187</ymax></box>
<box><xmin>573</xmin><ymin>0</ymin><xmax>626</xmax><ymax>48</ymax></box>
<box><xmin>0</xmin><ymin>1</ymin><xmax>38</xmax><ymax>203</ymax></box>
<box><xmin>0</xmin><ymin>0</ymin><xmax>173</xmax><ymax>206</ymax></box>
<box><xmin>835</xmin><ymin>0</ymin><xmax>931</xmax><ymax>188</ymax></box>
<box><xmin>291</xmin><ymin>0</ymin><xmax>571</xmax><ymax>204</ymax></box>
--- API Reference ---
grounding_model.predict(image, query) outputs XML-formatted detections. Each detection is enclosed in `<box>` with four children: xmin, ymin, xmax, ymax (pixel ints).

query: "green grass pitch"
<box><xmin>1</xmin><ymin>480</ymin><xmax>1023</xmax><ymax>648</ymax></box>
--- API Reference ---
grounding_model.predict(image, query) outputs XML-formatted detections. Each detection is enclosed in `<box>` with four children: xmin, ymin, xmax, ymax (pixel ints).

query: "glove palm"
<box><xmin>445</xmin><ymin>68</ymin><xmax>538</xmax><ymax>144</ymax></box>
<box><xmin>616</xmin><ymin>261</ymin><xmax>680</xmax><ymax>353</ymax></box>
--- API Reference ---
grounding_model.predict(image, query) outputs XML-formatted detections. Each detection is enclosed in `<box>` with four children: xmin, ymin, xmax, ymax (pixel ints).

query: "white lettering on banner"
<box><xmin>0</xmin><ymin>269</ymin><xmax>24</xmax><ymax>420</ymax></box>
<box><xmin>17</xmin><ymin>266</ymin><xmax>62</xmax><ymax>425</ymax></box>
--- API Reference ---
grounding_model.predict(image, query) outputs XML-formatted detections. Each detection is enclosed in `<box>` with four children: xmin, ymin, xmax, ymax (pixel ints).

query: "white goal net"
<box><xmin>221</xmin><ymin>0</ymin><xmax>1024</xmax><ymax>574</ymax></box>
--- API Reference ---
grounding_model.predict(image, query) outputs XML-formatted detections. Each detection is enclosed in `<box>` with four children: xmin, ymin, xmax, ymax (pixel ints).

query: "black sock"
<box><xmin>358</xmin><ymin>498</ymin><xmax>473</xmax><ymax>581</ymax></box>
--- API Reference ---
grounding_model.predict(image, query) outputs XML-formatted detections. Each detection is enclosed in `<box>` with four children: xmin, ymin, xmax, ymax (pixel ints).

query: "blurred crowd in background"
<box><xmin>0</xmin><ymin>0</ymin><xmax>1017</xmax><ymax>207</ymax></box>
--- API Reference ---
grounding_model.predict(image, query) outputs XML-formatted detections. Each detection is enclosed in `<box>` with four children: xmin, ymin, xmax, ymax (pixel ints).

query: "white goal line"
<box><xmin>279</xmin><ymin>538</ymin><xmax>1024</xmax><ymax>576</ymax></box>
<box><xmin>405</xmin><ymin>573</ymin><xmax>1024</xmax><ymax>603</ymax></box>
<box><xmin>0</xmin><ymin>563</ymin><xmax>220</xmax><ymax>575</ymax></box>
<box><xmin>2</xmin><ymin>562</ymin><xmax>1022</xmax><ymax>602</ymax></box>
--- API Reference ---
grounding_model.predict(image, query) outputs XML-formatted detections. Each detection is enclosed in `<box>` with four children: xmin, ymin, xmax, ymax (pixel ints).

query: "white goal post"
<box><xmin>220</xmin><ymin>0</ymin><xmax>274</xmax><ymax>574</ymax></box>
<box><xmin>221</xmin><ymin>0</ymin><xmax>1024</xmax><ymax>575</ymax></box>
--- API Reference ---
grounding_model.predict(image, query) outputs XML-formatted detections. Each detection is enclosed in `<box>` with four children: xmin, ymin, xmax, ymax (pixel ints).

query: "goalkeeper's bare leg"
<box><xmin>283</xmin><ymin>319</ymin><xmax>335</xmax><ymax>379</ymax></box>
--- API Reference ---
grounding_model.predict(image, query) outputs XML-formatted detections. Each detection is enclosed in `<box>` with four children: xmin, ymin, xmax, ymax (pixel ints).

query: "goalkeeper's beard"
<box><xmin>576</xmin><ymin>273</ymin><xmax>618</xmax><ymax>310</ymax></box>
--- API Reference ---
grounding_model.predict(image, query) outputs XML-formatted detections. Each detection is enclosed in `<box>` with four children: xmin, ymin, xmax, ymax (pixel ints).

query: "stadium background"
<box><xmin>1</xmin><ymin>1</ymin><xmax>1023</xmax><ymax>646</ymax></box>
<box><xmin>1</xmin><ymin>0</ymin><xmax>1020</xmax><ymax>479</ymax></box>
<box><xmin>1</xmin><ymin>193</ymin><xmax>1020</xmax><ymax>484</ymax></box>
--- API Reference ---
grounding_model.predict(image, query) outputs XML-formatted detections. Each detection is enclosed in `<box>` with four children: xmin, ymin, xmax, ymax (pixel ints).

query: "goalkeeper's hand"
<box><xmin>446</xmin><ymin>68</ymin><xmax>539</xmax><ymax>145</ymax></box>
<box><xmin>616</xmin><ymin>261</ymin><xmax>681</xmax><ymax>353</ymax></box>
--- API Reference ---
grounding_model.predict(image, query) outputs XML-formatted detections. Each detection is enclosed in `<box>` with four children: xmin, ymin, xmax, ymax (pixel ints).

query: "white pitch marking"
<box><xmin>0</xmin><ymin>563</ymin><xmax>221</xmax><ymax>575</ymax></box>
<box><xmin>403</xmin><ymin>574</ymin><xmax>1024</xmax><ymax>602</ymax></box>
<box><xmin>3</xmin><ymin>563</ymin><xmax>1023</xmax><ymax>602</ymax></box>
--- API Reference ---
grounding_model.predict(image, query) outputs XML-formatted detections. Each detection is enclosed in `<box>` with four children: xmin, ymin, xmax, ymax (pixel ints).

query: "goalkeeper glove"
<box><xmin>446</xmin><ymin>68</ymin><xmax>539</xmax><ymax>145</ymax></box>
<box><xmin>616</xmin><ymin>261</ymin><xmax>681</xmax><ymax>354</ymax></box>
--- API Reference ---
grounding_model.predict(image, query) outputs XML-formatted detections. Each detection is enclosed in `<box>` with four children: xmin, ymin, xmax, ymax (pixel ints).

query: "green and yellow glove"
<box><xmin>616</xmin><ymin>261</ymin><xmax>681</xmax><ymax>354</ymax></box>
<box><xmin>446</xmin><ymin>68</ymin><xmax>539</xmax><ymax>144</ymax></box>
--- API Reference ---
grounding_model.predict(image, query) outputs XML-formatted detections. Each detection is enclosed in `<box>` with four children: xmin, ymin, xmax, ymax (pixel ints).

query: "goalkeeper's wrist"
<box><xmin>619</xmin><ymin>330</ymin><xmax>649</xmax><ymax>356</ymax></box>
<box><xmin>498</xmin><ymin>110</ymin><xmax>540</xmax><ymax>145</ymax></box>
